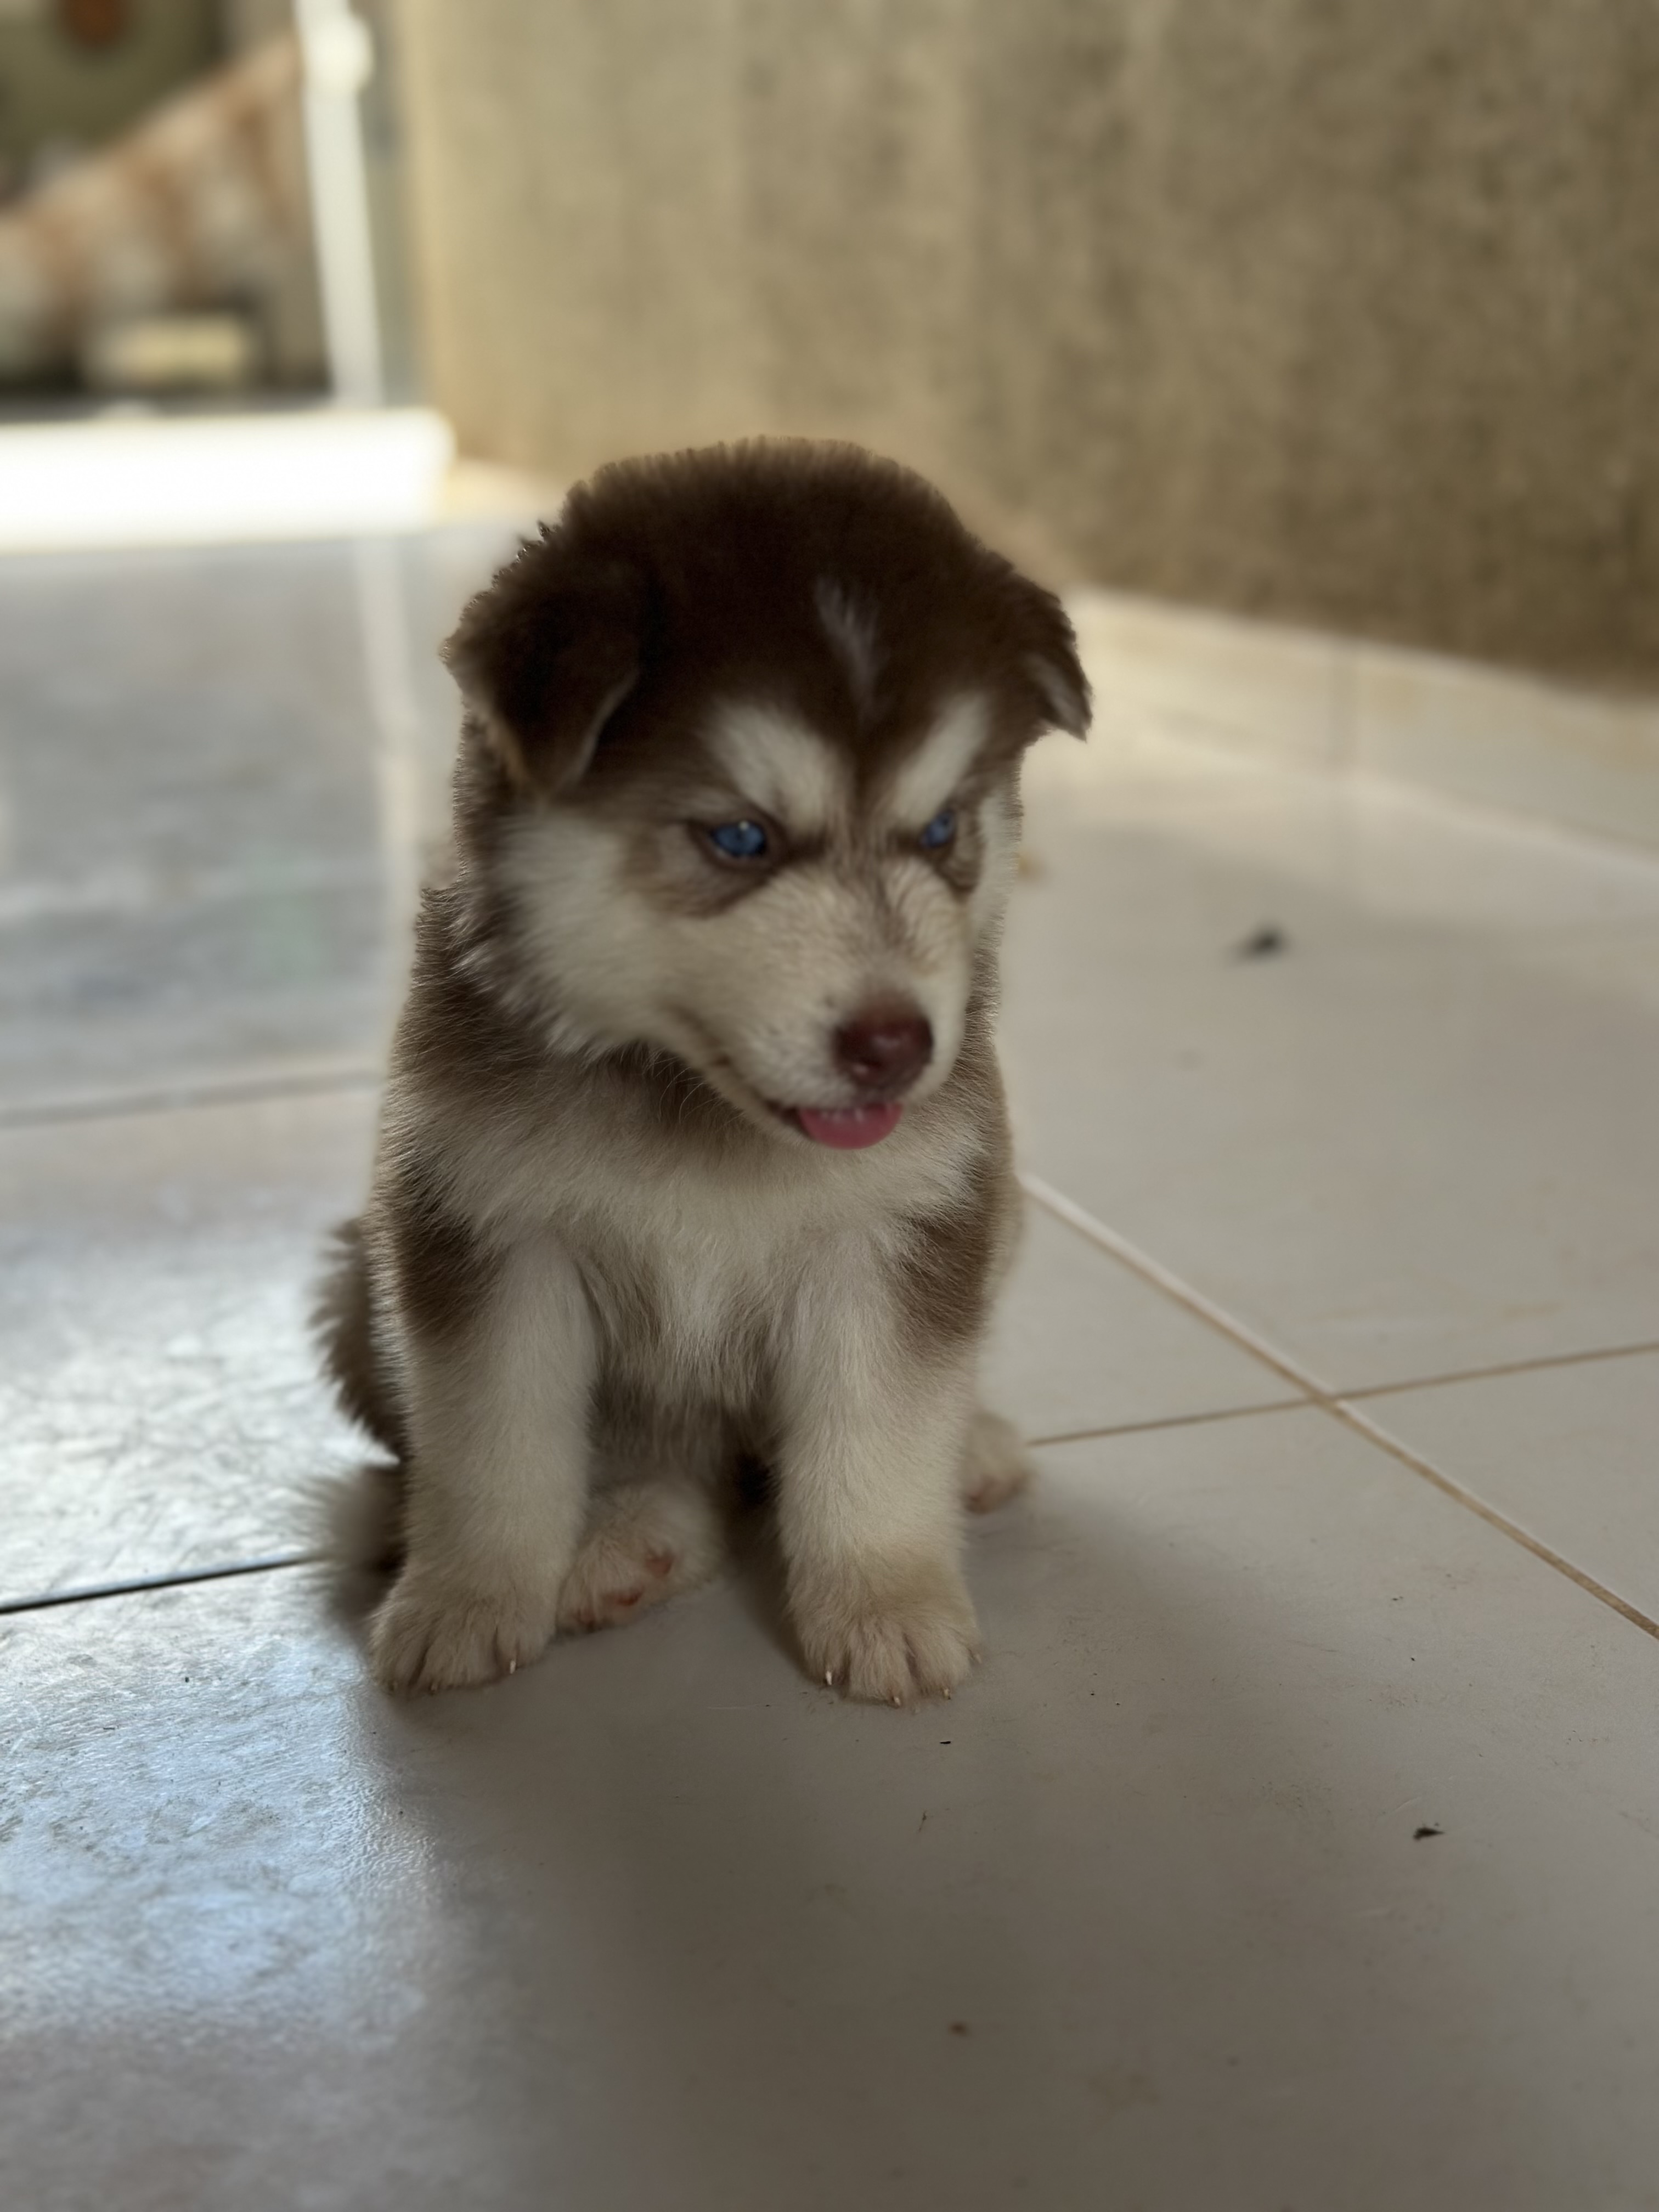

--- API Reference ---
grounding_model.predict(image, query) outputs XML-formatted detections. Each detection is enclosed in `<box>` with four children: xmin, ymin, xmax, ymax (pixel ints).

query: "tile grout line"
<box><xmin>1018</xmin><ymin>1170</ymin><xmax>1659</xmax><ymax>1647</ymax></box>
<box><xmin>0</xmin><ymin>1553</ymin><xmax>321</xmax><ymax>1619</ymax></box>
<box><xmin>1018</xmin><ymin>1172</ymin><xmax>1334</xmax><ymax>1400</ymax></box>
<box><xmin>1026</xmin><ymin>1173</ymin><xmax>1657</xmax><ymax>1402</ymax></box>
<box><xmin>1025</xmin><ymin>1399</ymin><xmax>1307</xmax><ymax>1449</ymax></box>
<box><xmin>1325</xmin><ymin>1401</ymin><xmax>1659</xmax><ymax>1641</ymax></box>
<box><xmin>0</xmin><ymin>1062</ymin><xmax>384</xmax><ymax>1134</ymax></box>
<box><xmin>1343</xmin><ymin>1340</ymin><xmax>1659</xmax><ymax>1400</ymax></box>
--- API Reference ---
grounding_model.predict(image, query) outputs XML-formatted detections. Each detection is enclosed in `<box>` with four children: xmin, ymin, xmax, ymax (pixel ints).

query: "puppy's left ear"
<box><xmin>1015</xmin><ymin>580</ymin><xmax>1091</xmax><ymax>741</ymax></box>
<box><xmin>444</xmin><ymin>535</ymin><xmax>648</xmax><ymax>795</ymax></box>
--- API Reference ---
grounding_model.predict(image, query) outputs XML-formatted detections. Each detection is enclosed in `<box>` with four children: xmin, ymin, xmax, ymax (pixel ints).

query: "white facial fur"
<box><xmin>703</xmin><ymin>704</ymin><xmax>842</xmax><ymax>838</ymax></box>
<box><xmin>497</xmin><ymin>695</ymin><xmax>1018</xmax><ymax>1136</ymax></box>
<box><xmin>814</xmin><ymin>577</ymin><xmax>881</xmax><ymax>717</ymax></box>
<box><xmin>883</xmin><ymin>693</ymin><xmax>989</xmax><ymax>824</ymax></box>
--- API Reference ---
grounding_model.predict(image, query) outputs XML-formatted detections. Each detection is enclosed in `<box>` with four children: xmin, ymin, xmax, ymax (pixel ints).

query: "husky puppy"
<box><xmin>318</xmin><ymin>441</ymin><xmax>1088</xmax><ymax>1703</ymax></box>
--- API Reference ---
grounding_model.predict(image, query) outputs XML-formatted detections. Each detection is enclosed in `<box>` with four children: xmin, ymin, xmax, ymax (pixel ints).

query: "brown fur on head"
<box><xmin>442</xmin><ymin>439</ymin><xmax>1090</xmax><ymax>1143</ymax></box>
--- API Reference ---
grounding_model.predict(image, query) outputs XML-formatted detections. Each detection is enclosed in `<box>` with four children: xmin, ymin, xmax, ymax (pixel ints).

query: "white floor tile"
<box><xmin>0</xmin><ymin>532</ymin><xmax>505</xmax><ymax>1110</ymax></box>
<box><xmin>1006</xmin><ymin>739</ymin><xmax>1659</xmax><ymax>1389</ymax></box>
<box><xmin>1362</xmin><ymin>1352</ymin><xmax>1659</xmax><ymax>1627</ymax></box>
<box><xmin>5</xmin><ymin>527</ymin><xmax>1658</xmax><ymax>2212</ymax></box>
<box><xmin>1351</xmin><ymin>642</ymin><xmax>1659</xmax><ymax>851</ymax></box>
<box><xmin>0</xmin><ymin>1091</ymin><xmax>374</xmax><ymax>1602</ymax></box>
<box><xmin>984</xmin><ymin>1201</ymin><xmax>1294</xmax><ymax>1441</ymax></box>
<box><xmin>1520</xmin><ymin>919</ymin><xmax>1659</xmax><ymax>1017</ymax></box>
<box><xmin>7</xmin><ymin>1412</ymin><xmax>1659</xmax><ymax>2211</ymax></box>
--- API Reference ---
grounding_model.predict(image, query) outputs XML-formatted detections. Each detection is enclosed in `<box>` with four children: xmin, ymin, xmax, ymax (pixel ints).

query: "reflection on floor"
<box><xmin>4</xmin><ymin>531</ymin><xmax>1657</xmax><ymax>2210</ymax></box>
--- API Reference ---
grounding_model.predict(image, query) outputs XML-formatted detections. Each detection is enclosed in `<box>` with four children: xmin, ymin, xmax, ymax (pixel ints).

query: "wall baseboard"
<box><xmin>1068</xmin><ymin>588</ymin><xmax>1659</xmax><ymax>854</ymax></box>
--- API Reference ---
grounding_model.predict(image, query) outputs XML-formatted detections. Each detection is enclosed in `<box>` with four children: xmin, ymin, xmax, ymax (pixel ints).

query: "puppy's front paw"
<box><xmin>793</xmin><ymin>1558</ymin><xmax>981</xmax><ymax>1706</ymax></box>
<box><xmin>369</xmin><ymin>1567</ymin><xmax>556</xmax><ymax>1694</ymax></box>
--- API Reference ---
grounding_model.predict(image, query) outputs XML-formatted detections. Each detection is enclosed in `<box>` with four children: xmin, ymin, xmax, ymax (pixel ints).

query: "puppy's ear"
<box><xmin>444</xmin><ymin>537</ymin><xmax>647</xmax><ymax>795</ymax></box>
<box><xmin>1017</xmin><ymin>582</ymin><xmax>1091</xmax><ymax>741</ymax></box>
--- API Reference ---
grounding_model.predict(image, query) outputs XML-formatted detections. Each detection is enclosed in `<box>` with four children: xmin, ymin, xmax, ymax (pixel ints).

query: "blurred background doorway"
<box><xmin>0</xmin><ymin>0</ymin><xmax>451</xmax><ymax>546</ymax></box>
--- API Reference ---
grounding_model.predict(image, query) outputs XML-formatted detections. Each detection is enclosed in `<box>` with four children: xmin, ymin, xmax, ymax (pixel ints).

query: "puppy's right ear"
<box><xmin>443</xmin><ymin>535</ymin><xmax>647</xmax><ymax>795</ymax></box>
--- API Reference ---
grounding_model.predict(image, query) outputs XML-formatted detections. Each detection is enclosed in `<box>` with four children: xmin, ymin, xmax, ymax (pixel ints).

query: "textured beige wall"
<box><xmin>394</xmin><ymin>0</ymin><xmax>1659</xmax><ymax>680</ymax></box>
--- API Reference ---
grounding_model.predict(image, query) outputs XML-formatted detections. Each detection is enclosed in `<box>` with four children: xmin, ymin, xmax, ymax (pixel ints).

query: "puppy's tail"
<box><xmin>309</xmin><ymin>1217</ymin><xmax>409</xmax><ymax>1583</ymax></box>
<box><xmin>308</xmin><ymin>1458</ymin><xmax>405</xmax><ymax>1579</ymax></box>
<box><xmin>312</xmin><ymin>1216</ymin><xmax>406</xmax><ymax>1460</ymax></box>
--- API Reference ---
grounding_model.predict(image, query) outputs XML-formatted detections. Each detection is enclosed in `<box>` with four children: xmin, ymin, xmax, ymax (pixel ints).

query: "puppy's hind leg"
<box><xmin>557</xmin><ymin>1403</ymin><xmax>732</xmax><ymax>1634</ymax></box>
<box><xmin>961</xmin><ymin>1407</ymin><xmax>1034</xmax><ymax>1515</ymax></box>
<box><xmin>557</xmin><ymin>1478</ymin><xmax>728</xmax><ymax>1634</ymax></box>
<box><xmin>313</xmin><ymin>1216</ymin><xmax>406</xmax><ymax>1460</ymax></box>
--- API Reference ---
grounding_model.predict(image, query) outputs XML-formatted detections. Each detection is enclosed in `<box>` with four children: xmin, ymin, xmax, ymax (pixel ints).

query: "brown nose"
<box><xmin>834</xmin><ymin>1003</ymin><xmax>934</xmax><ymax>1094</ymax></box>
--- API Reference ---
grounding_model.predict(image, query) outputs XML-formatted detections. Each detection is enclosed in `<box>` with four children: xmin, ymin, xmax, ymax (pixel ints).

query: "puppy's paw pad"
<box><xmin>556</xmin><ymin>1486</ymin><xmax>725</xmax><ymax>1635</ymax></box>
<box><xmin>797</xmin><ymin>1563</ymin><xmax>980</xmax><ymax>1706</ymax></box>
<box><xmin>563</xmin><ymin>1579</ymin><xmax>649</xmax><ymax>1633</ymax></box>
<box><xmin>961</xmin><ymin>1409</ymin><xmax>1034</xmax><ymax>1515</ymax></box>
<box><xmin>964</xmin><ymin>1462</ymin><xmax>1032</xmax><ymax>1515</ymax></box>
<box><xmin>370</xmin><ymin>1573</ymin><xmax>554</xmax><ymax>1695</ymax></box>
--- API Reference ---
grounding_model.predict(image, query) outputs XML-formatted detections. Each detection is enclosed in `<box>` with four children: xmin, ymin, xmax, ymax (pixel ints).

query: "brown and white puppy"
<box><xmin>318</xmin><ymin>440</ymin><xmax>1089</xmax><ymax>1703</ymax></box>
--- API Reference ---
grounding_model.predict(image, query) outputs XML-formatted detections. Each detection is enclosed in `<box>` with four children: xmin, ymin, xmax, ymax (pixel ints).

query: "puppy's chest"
<box><xmin>567</xmin><ymin>1188</ymin><xmax>828</xmax><ymax>1400</ymax></box>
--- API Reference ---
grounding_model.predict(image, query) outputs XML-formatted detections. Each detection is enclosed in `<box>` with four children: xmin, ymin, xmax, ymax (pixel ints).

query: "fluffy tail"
<box><xmin>311</xmin><ymin>1218</ymin><xmax>407</xmax><ymax>1579</ymax></box>
<box><xmin>313</xmin><ymin>1217</ymin><xmax>407</xmax><ymax>1459</ymax></box>
<box><xmin>307</xmin><ymin>1459</ymin><xmax>405</xmax><ymax>1579</ymax></box>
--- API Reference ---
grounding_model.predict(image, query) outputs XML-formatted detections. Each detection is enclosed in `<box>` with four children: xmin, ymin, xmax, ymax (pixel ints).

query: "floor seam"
<box><xmin>1019</xmin><ymin>1173</ymin><xmax>1331</xmax><ymax>1400</ymax></box>
<box><xmin>1328</xmin><ymin>1400</ymin><xmax>1659</xmax><ymax>1642</ymax></box>
<box><xmin>1018</xmin><ymin>1170</ymin><xmax>1659</xmax><ymax>1648</ymax></box>
<box><xmin>1025</xmin><ymin>1399</ymin><xmax>1307</xmax><ymax>1449</ymax></box>
<box><xmin>0</xmin><ymin>1553</ymin><xmax>320</xmax><ymax>1619</ymax></box>
<box><xmin>1023</xmin><ymin>1171</ymin><xmax>1659</xmax><ymax>1405</ymax></box>
<box><xmin>0</xmin><ymin>1062</ymin><xmax>383</xmax><ymax>1133</ymax></box>
<box><xmin>1341</xmin><ymin>1341</ymin><xmax>1659</xmax><ymax>1399</ymax></box>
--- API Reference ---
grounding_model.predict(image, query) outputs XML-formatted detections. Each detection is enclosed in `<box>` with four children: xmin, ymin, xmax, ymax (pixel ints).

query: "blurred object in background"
<box><xmin>0</xmin><ymin>0</ymin><xmax>219</xmax><ymax>206</ymax></box>
<box><xmin>0</xmin><ymin>402</ymin><xmax>452</xmax><ymax>545</ymax></box>
<box><xmin>81</xmin><ymin>307</ymin><xmax>259</xmax><ymax>392</ymax></box>
<box><xmin>0</xmin><ymin>0</ymin><xmax>453</xmax><ymax>547</ymax></box>
<box><xmin>0</xmin><ymin>1</ymin><xmax>327</xmax><ymax>399</ymax></box>
<box><xmin>293</xmin><ymin>0</ymin><xmax>376</xmax><ymax>403</ymax></box>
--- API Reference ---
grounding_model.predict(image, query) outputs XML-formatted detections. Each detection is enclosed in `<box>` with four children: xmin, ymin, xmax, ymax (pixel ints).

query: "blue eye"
<box><xmin>919</xmin><ymin>807</ymin><xmax>957</xmax><ymax>851</ymax></box>
<box><xmin>707</xmin><ymin>819</ymin><xmax>769</xmax><ymax>861</ymax></box>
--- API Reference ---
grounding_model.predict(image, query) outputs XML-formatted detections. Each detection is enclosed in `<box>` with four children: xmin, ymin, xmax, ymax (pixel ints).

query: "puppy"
<box><xmin>318</xmin><ymin>439</ymin><xmax>1089</xmax><ymax>1703</ymax></box>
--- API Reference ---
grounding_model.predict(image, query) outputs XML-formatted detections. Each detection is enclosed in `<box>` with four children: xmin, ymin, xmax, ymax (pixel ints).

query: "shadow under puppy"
<box><xmin>317</xmin><ymin>439</ymin><xmax>1090</xmax><ymax>1702</ymax></box>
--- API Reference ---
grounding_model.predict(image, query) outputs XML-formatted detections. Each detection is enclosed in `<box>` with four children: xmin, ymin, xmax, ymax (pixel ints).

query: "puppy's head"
<box><xmin>447</xmin><ymin>441</ymin><xmax>1089</xmax><ymax>1150</ymax></box>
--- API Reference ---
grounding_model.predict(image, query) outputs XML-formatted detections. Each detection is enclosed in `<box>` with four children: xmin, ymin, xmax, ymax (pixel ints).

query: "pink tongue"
<box><xmin>795</xmin><ymin>1102</ymin><xmax>904</xmax><ymax>1149</ymax></box>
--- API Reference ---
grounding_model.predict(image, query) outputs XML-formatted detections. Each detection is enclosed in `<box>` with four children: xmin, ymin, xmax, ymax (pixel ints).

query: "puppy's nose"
<box><xmin>834</xmin><ymin>1002</ymin><xmax>934</xmax><ymax>1094</ymax></box>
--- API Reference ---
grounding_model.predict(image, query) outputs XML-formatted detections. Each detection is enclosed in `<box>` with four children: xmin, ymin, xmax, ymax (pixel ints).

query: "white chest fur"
<box><xmin>438</xmin><ymin>1085</ymin><xmax>977</xmax><ymax>1407</ymax></box>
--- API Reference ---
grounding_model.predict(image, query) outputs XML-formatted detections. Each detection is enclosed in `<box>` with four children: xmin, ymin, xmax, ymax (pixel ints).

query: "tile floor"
<box><xmin>3</xmin><ymin>531</ymin><xmax>1657</xmax><ymax>2211</ymax></box>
